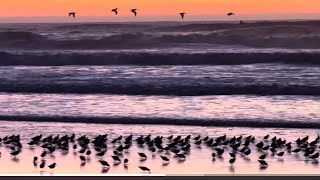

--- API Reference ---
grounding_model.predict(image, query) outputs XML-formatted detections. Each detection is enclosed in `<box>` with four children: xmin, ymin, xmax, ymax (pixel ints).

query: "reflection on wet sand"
<box><xmin>0</xmin><ymin>125</ymin><xmax>319</xmax><ymax>175</ymax></box>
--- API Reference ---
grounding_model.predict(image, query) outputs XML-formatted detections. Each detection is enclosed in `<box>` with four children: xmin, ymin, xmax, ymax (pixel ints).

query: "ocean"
<box><xmin>0</xmin><ymin>21</ymin><xmax>319</xmax><ymax>174</ymax></box>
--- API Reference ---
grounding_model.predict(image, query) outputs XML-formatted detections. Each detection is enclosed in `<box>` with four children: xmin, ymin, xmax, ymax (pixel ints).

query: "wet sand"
<box><xmin>0</xmin><ymin>121</ymin><xmax>319</xmax><ymax>175</ymax></box>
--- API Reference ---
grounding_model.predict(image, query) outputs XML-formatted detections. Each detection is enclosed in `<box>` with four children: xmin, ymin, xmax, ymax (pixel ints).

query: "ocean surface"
<box><xmin>0</xmin><ymin>20</ymin><xmax>319</xmax><ymax>174</ymax></box>
<box><xmin>0</xmin><ymin>21</ymin><xmax>319</xmax><ymax>129</ymax></box>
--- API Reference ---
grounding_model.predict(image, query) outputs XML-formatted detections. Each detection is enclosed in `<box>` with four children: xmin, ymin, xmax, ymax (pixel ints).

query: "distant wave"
<box><xmin>1</xmin><ymin>51</ymin><xmax>320</xmax><ymax>66</ymax></box>
<box><xmin>0</xmin><ymin>115</ymin><xmax>319</xmax><ymax>129</ymax></box>
<box><xmin>2</xmin><ymin>24</ymin><xmax>320</xmax><ymax>49</ymax></box>
<box><xmin>0</xmin><ymin>83</ymin><xmax>319</xmax><ymax>96</ymax></box>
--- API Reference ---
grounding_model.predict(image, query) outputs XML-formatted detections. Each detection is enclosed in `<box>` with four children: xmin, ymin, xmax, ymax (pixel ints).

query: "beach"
<box><xmin>0</xmin><ymin>20</ymin><xmax>319</xmax><ymax>175</ymax></box>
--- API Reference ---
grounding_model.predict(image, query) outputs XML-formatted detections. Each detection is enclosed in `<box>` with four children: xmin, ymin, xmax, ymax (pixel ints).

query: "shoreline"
<box><xmin>0</xmin><ymin>115</ymin><xmax>319</xmax><ymax>129</ymax></box>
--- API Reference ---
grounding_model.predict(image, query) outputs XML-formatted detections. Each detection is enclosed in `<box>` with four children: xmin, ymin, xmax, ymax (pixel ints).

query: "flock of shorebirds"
<box><xmin>1</xmin><ymin>133</ymin><xmax>320</xmax><ymax>173</ymax></box>
<box><xmin>68</xmin><ymin>10</ymin><xmax>236</xmax><ymax>19</ymax></box>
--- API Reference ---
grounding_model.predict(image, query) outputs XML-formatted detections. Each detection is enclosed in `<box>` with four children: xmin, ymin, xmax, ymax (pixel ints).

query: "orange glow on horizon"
<box><xmin>0</xmin><ymin>0</ymin><xmax>319</xmax><ymax>17</ymax></box>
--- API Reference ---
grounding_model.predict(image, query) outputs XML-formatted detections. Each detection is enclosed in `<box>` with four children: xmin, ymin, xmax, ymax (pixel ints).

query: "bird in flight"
<box><xmin>112</xmin><ymin>8</ymin><xmax>118</xmax><ymax>15</ymax></box>
<box><xmin>131</xmin><ymin>9</ymin><xmax>138</xmax><ymax>16</ymax></box>
<box><xmin>69</xmin><ymin>12</ymin><xmax>76</xmax><ymax>18</ymax></box>
<box><xmin>227</xmin><ymin>12</ymin><xmax>235</xmax><ymax>16</ymax></box>
<box><xmin>179</xmin><ymin>12</ymin><xmax>186</xmax><ymax>19</ymax></box>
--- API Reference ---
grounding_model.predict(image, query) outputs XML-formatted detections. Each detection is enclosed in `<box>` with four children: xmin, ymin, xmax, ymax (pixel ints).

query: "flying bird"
<box><xmin>69</xmin><ymin>12</ymin><xmax>76</xmax><ymax>18</ymax></box>
<box><xmin>112</xmin><ymin>8</ymin><xmax>118</xmax><ymax>15</ymax></box>
<box><xmin>131</xmin><ymin>9</ymin><xmax>138</xmax><ymax>16</ymax></box>
<box><xmin>179</xmin><ymin>12</ymin><xmax>186</xmax><ymax>19</ymax></box>
<box><xmin>227</xmin><ymin>13</ymin><xmax>235</xmax><ymax>16</ymax></box>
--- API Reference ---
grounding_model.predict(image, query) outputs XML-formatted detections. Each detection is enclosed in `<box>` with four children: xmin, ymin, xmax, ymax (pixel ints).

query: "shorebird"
<box><xmin>138</xmin><ymin>152</ymin><xmax>147</xmax><ymax>159</ymax></box>
<box><xmin>112</xmin><ymin>155</ymin><xmax>121</xmax><ymax>163</ymax></box>
<box><xmin>124</xmin><ymin>159</ymin><xmax>129</xmax><ymax>164</ymax></box>
<box><xmin>48</xmin><ymin>163</ymin><xmax>56</xmax><ymax>169</ymax></box>
<box><xmin>131</xmin><ymin>9</ymin><xmax>138</xmax><ymax>16</ymax></box>
<box><xmin>229</xmin><ymin>157</ymin><xmax>236</xmax><ymax>164</ymax></box>
<box><xmin>139</xmin><ymin>166</ymin><xmax>150</xmax><ymax>173</ymax></box>
<box><xmin>39</xmin><ymin>161</ymin><xmax>46</xmax><ymax>169</ymax></box>
<box><xmin>258</xmin><ymin>160</ymin><xmax>268</xmax><ymax>166</ymax></box>
<box><xmin>79</xmin><ymin>155</ymin><xmax>86</xmax><ymax>162</ymax></box>
<box><xmin>179</xmin><ymin>12</ymin><xmax>186</xmax><ymax>19</ymax></box>
<box><xmin>112</xmin><ymin>8</ymin><xmax>118</xmax><ymax>15</ymax></box>
<box><xmin>160</xmin><ymin>155</ymin><xmax>170</xmax><ymax>162</ymax></box>
<box><xmin>260</xmin><ymin>154</ymin><xmax>267</xmax><ymax>159</ymax></box>
<box><xmin>69</xmin><ymin>12</ymin><xmax>76</xmax><ymax>18</ymax></box>
<box><xmin>277</xmin><ymin>152</ymin><xmax>284</xmax><ymax>157</ymax></box>
<box><xmin>99</xmin><ymin>160</ymin><xmax>110</xmax><ymax>168</ymax></box>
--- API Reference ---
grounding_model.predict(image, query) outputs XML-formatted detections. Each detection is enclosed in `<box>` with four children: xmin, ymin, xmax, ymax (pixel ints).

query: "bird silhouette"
<box><xmin>112</xmin><ymin>8</ymin><xmax>118</xmax><ymax>15</ymax></box>
<box><xmin>39</xmin><ymin>161</ymin><xmax>45</xmax><ymax>169</ymax></box>
<box><xmin>227</xmin><ymin>12</ymin><xmax>235</xmax><ymax>16</ymax></box>
<box><xmin>138</xmin><ymin>152</ymin><xmax>147</xmax><ymax>159</ymax></box>
<box><xmin>258</xmin><ymin>160</ymin><xmax>268</xmax><ymax>166</ymax></box>
<box><xmin>179</xmin><ymin>12</ymin><xmax>186</xmax><ymax>19</ymax></box>
<box><xmin>131</xmin><ymin>9</ymin><xmax>138</xmax><ymax>16</ymax></box>
<box><xmin>139</xmin><ymin>166</ymin><xmax>150</xmax><ymax>173</ymax></box>
<box><xmin>259</xmin><ymin>154</ymin><xmax>267</xmax><ymax>159</ymax></box>
<box><xmin>112</xmin><ymin>155</ymin><xmax>121</xmax><ymax>162</ymax></box>
<box><xmin>229</xmin><ymin>158</ymin><xmax>236</xmax><ymax>164</ymax></box>
<box><xmin>69</xmin><ymin>12</ymin><xmax>76</xmax><ymax>18</ymax></box>
<box><xmin>160</xmin><ymin>155</ymin><xmax>170</xmax><ymax>162</ymax></box>
<box><xmin>99</xmin><ymin>160</ymin><xmax>110</xmax><ymax>168</ymax></box>
<box><xmin>48</xmin><ymin>163</ymin><xmax>56</xmax><ymax>169</ymax></box>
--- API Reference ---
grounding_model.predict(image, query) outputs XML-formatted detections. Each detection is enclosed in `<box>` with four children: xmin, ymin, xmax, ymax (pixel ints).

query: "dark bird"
<box><xmin>86</xmin><ymin>150</ymin><xmax>91</xmax><ymax>156</ymax></box>
<box><xmin>138</xmin><ymin>152</ymin><xmax>147</xmax><ymax>159</ymax></box>
<box><xmin>160</xmin><ymin>155</ymin><xmax>170</xmax><ymax>162</ymax></box>
<box><xmin>112</xmin><ymin>156</ymin><xmax>121</xmax><ymax>162</ymax></box>
<box><xmin>179</xmin><ymin>12</ymin><xmax>186</xmax><ymax>19</ymax></box>
<box><xmin>39</xmin><ymin>161</ymin><xmax>45</xmax><ymax>169</ymax></box>
<box><xmin>10</xmin><ymin>150</ymin><xmax>20</xmax><ymax>157</ymax></box>
<box><xmin>176</xmin><ymin>153</ymin><xmax>186</xmax><ymax>159</ymax></box>
<box><xmin>258</xmin><ymin>160</ymin><xmax>268</xmax><ymax>166</ymax></box>
<box><xmin>99</xmin><ymin>160</ymin><xmax>110</xmax><ymax>168</ymax></box>
<box><xmin>227</xmin><ymin>12</ymin><xmax>235</xmax><ymax>16</ymax></box>
<box><xmin>263</xmin><ymin>134</ymin><xmax>269</xmax><ymax>139</ymax></box>
<box><xmin>256</xmin><ymin>142</ymin><xmax>264</xmax><ymax>149</ymax></box>
<box><xmin>194</xmin><ymin>135</ymin><xmax>201</xmax><ymax>141</ymax></box>
<box><xmin>212</xmin><ymin>153</ymin><xmax>216</xmax><ymax>158</ymax></box>
<box><xmin>310</xmin><ymin>152</ymin><xmax>319</xmax><ymax>159</ymax></box>
<box><xmin>139</xmin><ymin>166</ymin><xmax>150</xmax><ymax>172</ymax></box>
<box><xmin>229</xmin><ymin>158</ymin><xmax>236</xmax><ymax>164</ymax></box>
<box><xmin>79</xmin><ymin>156</ymin><xmax>86</xmax><ymax>162</ymax></box>
<box><xmin>40</xmin><ymin>151</ymin><xmax>47</xmax><ymax>158</ymax></box>
<box><xmin>229</xmin><ymin>152</ymin><xmax>236</xmax><ymax>158</ymax></box>
<box><xmin>244</xmin><ymin>149</ymin><xmax>251</xmax><ymax>156</ymax></box>
<box><xmin>259</xmin><ymin>154</ymin><xmax>267</xmax><ymax>159</ymax></box>
<box><xmin>277</xmin><ymin>152</ymin><xmax>284</xmax><ymax>157</ymax></box>
<box><xmin>48</xmin><ymin>163</ymin><xmax>56</xmax><ymax>169</ymax></box>
<box><xmin>33</xmin><ymin>156</ymin><xmax>38</xmax><ymax>162</ymax></box>
<box><xmin>131</xmin><ymin>9</ymin><xmax>138</xmax><ymax>16</ymax></box>
<box><xmin>215</xmin><ymin>148</ymin><xmax>224</xmax><ymax>156</ymax></box>
<box><xmin>69</xmin><ymin>12</ymin><xmax>76</xmax><ymax>18</ymax></box>
<box><xmin>292</xmin><ymin>148</ymin><xmax>301</xmax><ymax>153</ymax></box>
<box><xmin>112</xmin><ymin>8</ymin><xmax>118</xmax><ymax>15</ymax></box>
<box><xmin>124</xmin><ymin>159</ymin><xmax>129</xmax><ymax>164</ymax></box>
